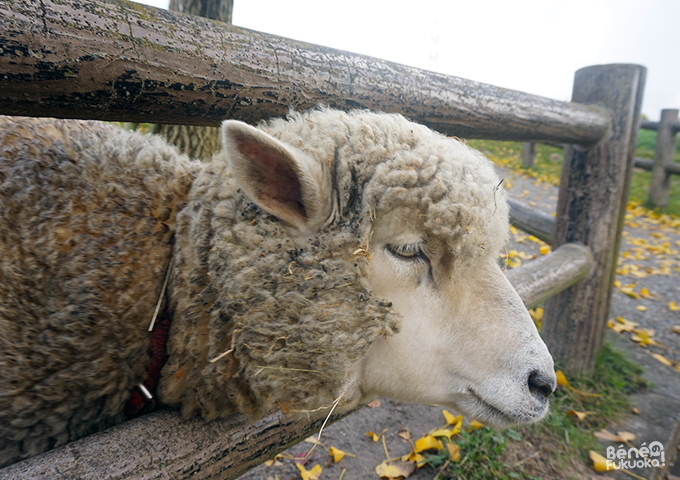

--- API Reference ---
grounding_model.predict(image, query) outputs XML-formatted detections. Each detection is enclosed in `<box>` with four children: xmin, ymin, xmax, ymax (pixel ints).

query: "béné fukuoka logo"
<box><xmin>606</xmin><ymin>441</ymin><xmax>665</xmax><ymax>470</ymax></box>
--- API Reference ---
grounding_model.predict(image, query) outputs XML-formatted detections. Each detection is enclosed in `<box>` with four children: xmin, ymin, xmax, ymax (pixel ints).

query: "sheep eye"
<box><xmin>385</xmin><ymin>243</ymin><xmax>429</xmax><ymax>263</ymax></box>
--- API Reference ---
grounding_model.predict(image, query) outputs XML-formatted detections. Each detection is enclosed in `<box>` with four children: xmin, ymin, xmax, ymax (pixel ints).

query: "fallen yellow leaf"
<box><xmin>669</xmin><ymin>302</ymin><xmax>680</xmax><ymax>311</ymax></box>
<box><xmin>631</xmin><ymin>407</ymin><xmax>640</xmax><ymax>414</ymax></box>
<box><xmin>639</xmin><ymin>287</ymin><xmax>654</xmax><ymax>298</ymax></box>
<box><xmin>631</xmin><ymin>328</ymin><xmax>658</xmax><ymax>347</ymax></box>
<box><xmin>431</xmin><ymin>426</ymin><xmax>460</xmax><ymax>439</ymax></box>
<box><xmin>594</xmin><ymin>429</ymin><xmax>636</xmax><ymax>443</ymax></box>
<box><xmin>329</xmin><ymin>446</ymin><xmax>349</xmax><ymax>463</ymax></box>
<box><xmin>619</xmin><ymin>316</ymin><xmax>639</xmax><ymax>327</ymax></box>
<box><xmin>566</xmin><ymin>410</ymin><xmax>593</xmax><ymax>420</ymax></box>
<box><xmin>447</xmin><ymin>443</ymin><xmax>461</xmax><ymax>462</ymax></box>
<box><xmin>442</xmin><ymin>410</ymin><xmax>462</xmax><ymax>426</ymax></box>
<box><xmin>555</xmin><ymin>370</ymin><xmax>570</xmax><ymax>389</ymax></box>
<box><xmin>297</xmin><ymin>463</ymin><xmax>322</xmax><ymax>480</ymax></box>
<box><xmin>375</xmin><ymin>461</ymin><xmax>415</xmax><ymax>478</ymax></box>
<box><xmin>671</xmin><ymin>326</ymin><xmax>680</xmax><ymax>335</ymax></box>
<box><xmin>507</xmin><ymin>257</ymin><xmax>522</xmax><ymax>269</ymax></box>
<box><xmin>366</xmin><ymin>431</ymin><xmax>381</xmax><ymax>442</ymax></box>
<box><xmin>589</xmin><ymin>450</ymin><xmax>613</xmax><ymax>472</ymax></box>
<box><xmin>540</xmin><ymin>245</ymin><xmax>551</xmax><ymax>255</ymax></box>
<box><xmin>636</xmin><ymin>305</ymin><xmax>647</xmax><ymax>312</ymax></box>
<box><xmin>618</xmin><ymin>284</ymin><xmax>639</xmax><ymax>299</ymax></box>
<box><xmin>401</xmin><ymin>451</ymin><xmax>426</xmax><ymax>467</ymax></box>
<box><xmin>650</xmin><ymin>352</ymin><xmax>673</xmax><ymax>366</ymax></box>
<box><xmin>414</xmin><ymin>435</ymin><xmax>444</xmax><ymax>452</ymax></box>
<box><xmin>608</xmin><ymin>319</ymin><xmax>636</xmax><ymax>334</ymax></box>
<box><xmin>468</xmin><ymin>420</ymin><xmax>484</xmax><ymax>430</ymax></box>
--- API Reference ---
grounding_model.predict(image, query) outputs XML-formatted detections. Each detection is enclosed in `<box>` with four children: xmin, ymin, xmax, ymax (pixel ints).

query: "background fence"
<box><xmin>0</xmin><ymin>0</ymin><xmax>646</xmax><ymax>478</ymax></box>
<box><xmin>523</xmin><ymin>109</ymin><xmax>679</xmax><ymax>210</ymax></box>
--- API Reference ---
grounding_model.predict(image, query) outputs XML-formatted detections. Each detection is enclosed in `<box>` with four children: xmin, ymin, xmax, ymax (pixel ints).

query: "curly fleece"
<box><xmin>158</xmin><ymin>109</ymin><xmax>508</xmax><ymax>420</ymax></box>
<box><xmin>0</xmin><ymin>117</ymin><xmax>200</xmax><ymax>467</ymax></box>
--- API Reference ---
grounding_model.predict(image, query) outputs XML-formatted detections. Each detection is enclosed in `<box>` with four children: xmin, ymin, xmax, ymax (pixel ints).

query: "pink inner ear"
<box><xmin>238</xmin><ymin>140</ymin><xmax>307</xmax><ymax>221</ymax></box>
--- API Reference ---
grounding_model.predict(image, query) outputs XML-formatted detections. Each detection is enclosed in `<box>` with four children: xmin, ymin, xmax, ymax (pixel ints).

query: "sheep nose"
<box><xmin>527</xmin><ymin>370</ymin><xmax>556</xmax><ymax>401</ymax></box>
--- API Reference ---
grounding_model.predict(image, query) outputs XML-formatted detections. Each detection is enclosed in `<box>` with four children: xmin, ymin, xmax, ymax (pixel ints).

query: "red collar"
<box><xmin>124</xmin><ymin>306</ymin><xmax>172</xmax><ymax>417</ymax></box>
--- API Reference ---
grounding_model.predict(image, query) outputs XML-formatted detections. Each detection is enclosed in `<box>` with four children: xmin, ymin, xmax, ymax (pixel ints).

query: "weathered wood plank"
<box><xmin>648</xmin><ymin>109</ymin><xmax>679</xmax><ymax>209</ymax></box>
<box><xmin>541</xmin><ymin>64</ymin><xmax>646</xmax><ymax>373</ymax></box>
<box><xmin>0</xmin><ymin>0</ymin><xmax>611</xmax><ymax>143</ymax></box>
<box><xmin>506</xmin><ymin>243</ymin><xmax>593</xmax><ymax>309</ymax></box>
<box><xmin>634</xmin><ymin>157</ymin><xmax>654</xmax><ymax>170</ymax></box>
<box><xmin>0</xmin><ymin>406</ymin><xmax>359</xmax><ymax>480</ymax></box>
<box><xmin>522</xmin><ymin>143</ymin><xmax>537</xmax><ymax>167</ymax></box>
<box><xmin>507</xmin><ymin>198</ymin><xmax>555</xmax><ymax>245</ymax></box>
<box><xmin>634</xmin><ymin>157</ymin><xmax>680</xmax><ymax>175</ymax></box>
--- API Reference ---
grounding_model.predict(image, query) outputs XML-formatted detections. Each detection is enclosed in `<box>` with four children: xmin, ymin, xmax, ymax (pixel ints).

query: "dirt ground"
<box><xmin>239</xmin><ymin>165</ymin><xmax>680</xmax><ymax>480</ymax></box>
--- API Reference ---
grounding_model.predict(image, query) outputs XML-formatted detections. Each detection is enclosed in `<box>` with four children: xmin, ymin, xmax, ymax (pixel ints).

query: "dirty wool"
<box><xmin>0</xmin><ymin>109</ymin><xmax>506</xmax><ymax>467</ymax></box>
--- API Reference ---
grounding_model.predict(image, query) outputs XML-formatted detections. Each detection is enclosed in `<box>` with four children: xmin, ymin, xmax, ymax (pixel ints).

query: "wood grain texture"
<box><xmin>506</xmin><ymin>243</ymin><xmax>593</xmax><ymax>309</ymax></box>
<box><xmin>0</xmin><ymin>406</ymin><xmax>359</xmax><ymax>480</ymax></box>
<box><xmin>0</xmin><ymin>0</ymin><xmax>610</xmax><ymax>143</ymax></box>
<box><xmin>507</xmin><ymin>198</ymin><xmax>555</xmax><ymax>245</ymax></box>
<box><xmin>649</xmin><ymin>109</ymin><xmax>679</xmax><ymax>209</ymax></box>
<box><xmin>541</xmin><ymin>64</ymin><xmax>646</xmax><ymax>373</ymax></box>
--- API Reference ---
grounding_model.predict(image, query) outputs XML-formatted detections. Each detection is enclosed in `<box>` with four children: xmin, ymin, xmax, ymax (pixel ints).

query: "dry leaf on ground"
<box><xmin>366</xmin><ymin>429</ymin><xmax>387</xmax><ymax>442</ymax></box>
<box><xmin>447</xmin><ymin>443</ymin><xmax>461</xmax><ymax>462</ymax></box>
<box><xmin>414</xmin><ymin>435</ymin><xmax>444</xmax><ymax>452</ymax></box>
<box><xmin>566</xmin><ymin>410</ymin><xmax>594</xmax><ymax>420</ymax></box>
<box><xmin>468</xmin><ymin>420</ymin><xmax>484</xmax><ymax>430</ymax></box>
<box><xmin>650</xmin><ymin>352</ymin><xmax>673</xmax><ymax>366</ymax></box>
<box><xmin>375</xmin><ymin>461</ymin><xmax>415</xmax><ymax>479</ymax></box>
<box><xmin>296</xmin><ymin>463</ymin><xmax>322</xmax><ymax>480</ymax></box>
<box><xmin>329</xmin><ymin>446</ymin><xmax>352</xmax><ymax>463</ymax></box>
<box><xmin>556</xmin><ymin>370</ymin><xmax>571</xmax><ymax>389</ymax></box>
<box><xmin>593</xmin><ymin>429</ymin><xmax>636</xmax><ymax>442</ymax></box>
<box><xmin>442</xmin><ymin>410</ymin><xmax>462</xmax><ymax>426</ymax></box>
<box><xmin>589</xmin><ymin>450</ymin><xmax>613</xmax><ymax>472</ymax></box>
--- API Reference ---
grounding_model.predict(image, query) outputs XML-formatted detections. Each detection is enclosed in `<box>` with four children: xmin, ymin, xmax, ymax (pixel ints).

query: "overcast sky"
<box><xmin>138</xmin><ymin>0</ymin><xmax>679</xmax><ymax>121</ymax></box>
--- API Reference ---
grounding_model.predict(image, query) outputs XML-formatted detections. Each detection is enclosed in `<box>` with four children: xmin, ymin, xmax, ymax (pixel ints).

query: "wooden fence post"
<box><xmin>541</xmin><ymin>64</ymin><xmax>646</xmax><ymax>374</ymax></box>
<box><xmin>648</xmin><ymin>109</ymin><xmax>679</xmax><ymax>209</ymax></box>
<box><xmin>522</xmin><ymin>143</ymin><xmax>537</xmax><ymax>167</ymax></box>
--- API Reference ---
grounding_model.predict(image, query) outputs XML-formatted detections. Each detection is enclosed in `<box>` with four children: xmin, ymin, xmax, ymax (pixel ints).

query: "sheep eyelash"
<box><xmin>385</xmin><ymin>243</ymin><xmax>429</xmax><ymax>263</ymax></box>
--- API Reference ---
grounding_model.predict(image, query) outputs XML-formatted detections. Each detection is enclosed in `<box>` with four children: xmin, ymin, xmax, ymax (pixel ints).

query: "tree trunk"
<box><xmin>158</xmin><ymin>0</ymin><xmax>234</xmax><ymax>160</ymax></box>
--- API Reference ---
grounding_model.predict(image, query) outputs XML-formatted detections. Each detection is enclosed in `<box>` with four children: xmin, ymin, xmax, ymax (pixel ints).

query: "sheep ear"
<box><xmin>221</xmin><ymin>120</ymin><xmax>331</xmax><ymax>234</ymax></box>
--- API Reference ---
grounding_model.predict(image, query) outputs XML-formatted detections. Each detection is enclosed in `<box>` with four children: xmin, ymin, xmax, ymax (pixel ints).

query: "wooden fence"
<box><xmin>523</xmin><ymin>109</ymin><xmax>679</xmax><ymax>209</ymax></box>
<box><xmin>636</xmin><ymin>110</ymin><xmax>680</xmax><ymax>209</ymax></box>
<box><xmin>0</xmin><ymin>0</ymin><xmax>645</xmax><ymax>478</ymax></box>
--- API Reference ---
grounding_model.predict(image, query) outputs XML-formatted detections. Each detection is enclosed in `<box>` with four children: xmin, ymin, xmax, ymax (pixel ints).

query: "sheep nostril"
<box><xmin>528</xmin><ymin>370</ymin><xmax>555</xmax><ymax>401</ymax></box>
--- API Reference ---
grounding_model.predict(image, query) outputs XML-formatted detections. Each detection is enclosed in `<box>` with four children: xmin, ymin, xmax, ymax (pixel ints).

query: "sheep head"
<box><xmin>159</xmin><ymin>109</ymin><xmax>555</xmax><ymax>427</ymax></box>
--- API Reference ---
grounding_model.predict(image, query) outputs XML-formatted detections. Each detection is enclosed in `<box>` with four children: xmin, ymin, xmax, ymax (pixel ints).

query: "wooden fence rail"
<box><xmin>507</xmin><ymin>198</ymin><xmax>555</xmax><ymax>244</ymax></box>
<box><xmin>0</xmin><ymin>0</ymin><xmax>645</xmax><ymax>477</ymax></box>
<box><xmin>522</xmin><ymin>108</ymin><xmax>679</xmax><ymax>209</ymax></box>
<box><xmin>0</xmin><ymin>0</ymin><xmax>611</xmax><ymax>144</ymax></box>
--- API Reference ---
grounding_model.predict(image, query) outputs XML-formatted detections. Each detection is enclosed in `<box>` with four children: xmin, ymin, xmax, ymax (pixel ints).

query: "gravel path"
<box><xmin>239</xmin><ymin>165</ymin><xmax>680</xmax><ymax>480</ymax></box>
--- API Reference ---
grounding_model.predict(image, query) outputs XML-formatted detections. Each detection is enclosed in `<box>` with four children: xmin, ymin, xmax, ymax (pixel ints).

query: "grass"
<box><xmin>422</xmin><ymin>343</ymin><xmax>649</xmax><ymax>479</ymax></box>
<box><xmin>467</xmin><ymin>129</ymin><xmax>680</xmax><ymax>217</ymax></box>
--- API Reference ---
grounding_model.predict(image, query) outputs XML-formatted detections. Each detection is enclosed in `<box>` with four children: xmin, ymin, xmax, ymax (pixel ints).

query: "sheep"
<box><xmin>0</xmin><ymin>109</ymin><xmax>556</xmax><ymax>468</ymax></box>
